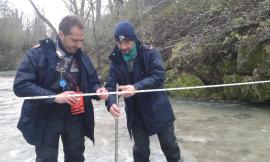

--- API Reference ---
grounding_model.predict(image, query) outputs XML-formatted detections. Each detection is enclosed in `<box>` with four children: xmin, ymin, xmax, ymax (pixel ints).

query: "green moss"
<box><xmin>172</xmin><ymin>42</ymin><xmax>187</xmax><ymax>54</ymax></box>
<box><xmin>267</xmin><ymin>0</ymin><xmax>270</xmax><ymax>8</ymax></box>
<box><xmin>237</xmin><ymin>43</ymin><xmax>265</xmax><ymax>74</ymax></box>
<box><xmin>223</xmin><ymin>75</ymin><xmax>246</xmax><ymax>100</ymax></box>
<box><xmin>259</xmin><ymin>19</ymin><xmax>270</xmax><ymax>30</ymax></box>
<box><xmin>257</xmin><ymin>43</ymin><xmax>270</xmax><ymax>77</ymax></box>
<box><xmin>232</xmin><ymin>17</ymin><xmax>246</xmax><ymax>27</ymax></box>
<box><xmin>165</xmin><ymin>69</ymin><xmax>178</xmax><ymax>83</ymax></box>
<box><xmin>166</xmin><ymin>41</ymin><xmax>188</xmax><ymax>70</ymax></box>
<box><xmin>101</xmin><ymin>64</ymin><xmax>109</xmax><ymax>82</ymax></box>
<box><xmin>217</xmin><ymin>59</ymin><xmax>236</xmax><ymax>75</ymax></box>
<box><xmin>165</xmin><ymin>73</ymin><xmax>209</xmax><ymax>98</ymax></box>
<box><xmin>223</xmin><ymin>31</ymin><xmax>242</xmax><ymax>45</ymax></box>
<box><xmin>223</xmin><ymin>74</ymin><xmax>270</xmax><ymax>102</ymax></box>
<box><xmin>264</xmin><ymin>44</ymin><xmax>270</xmax><ymax>53</ymax></box>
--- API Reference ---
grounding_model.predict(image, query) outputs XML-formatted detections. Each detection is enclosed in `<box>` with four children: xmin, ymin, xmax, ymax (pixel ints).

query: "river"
<box><xmin>0</xmin><ymin>71</ymin><xmax>269</xmax><ymax>162</ymax></box>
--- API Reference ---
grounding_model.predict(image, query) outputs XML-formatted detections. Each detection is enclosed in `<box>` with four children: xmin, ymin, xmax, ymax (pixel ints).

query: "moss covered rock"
<box><xmin>141</xmin><ymin>0</ymin><xmax>270</xmax><ymax>102</ymax></box>
<box><xmin>166</xmin><ymin>42</ymin><xmax>188</xmax><ymax>70</ymax></box>
<box><xmin>217</xmin><ymin>59</ymin><xmax>237</xmax><ymax>75</ymax></box>
<box><xmin>224</xmin><ymin>74</ymin><xmax>270</xmax><ymax>102</ymax></box>
<box><xmin>165</xmin><ymin>73</ymin><xmax>210</xmax><ymax>98</ymax></box>
<box><xmin>257</xmin><ymin>42</ymin><xmax>270</xmax><ymax>78</ymax></box>
<box><xmin>237</xmin><ymin>43</ymin><xmax>265</xmax><ymax>75</ymax></box>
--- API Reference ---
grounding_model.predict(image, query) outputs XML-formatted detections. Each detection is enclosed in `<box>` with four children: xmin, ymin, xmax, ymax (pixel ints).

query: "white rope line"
<box><xmin>21</xmin><ymin>80</ymin><xmax>270</xmax><ymax>100</ymax></box>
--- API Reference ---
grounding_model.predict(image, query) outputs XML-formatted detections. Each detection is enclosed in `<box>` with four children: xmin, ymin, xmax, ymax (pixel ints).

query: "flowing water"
<box><xmin>0</xmin><ymin>71</ymin><xmax>269</xmax><ymax>162</ymax></box>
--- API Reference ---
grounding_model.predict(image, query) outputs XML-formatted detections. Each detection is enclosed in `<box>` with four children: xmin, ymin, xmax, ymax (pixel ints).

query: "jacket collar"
<box><xmin>56</xmin><ymin>37</ymin><xmax>83</xmax><ymax>56</ymax></box>
<box><xmin>39</xmin><ymin>38</ymin><xmax>56</xmax><ymax>52</ymax></box>
<box><xmin>39</xmin><ymin>37</ymin><xmax>83</xmax><ymax>56</ymax></box>
<box><xmin>38</xmin><ymin>38</ymin><xmax>83</xmax><ymax>69</ymax></box>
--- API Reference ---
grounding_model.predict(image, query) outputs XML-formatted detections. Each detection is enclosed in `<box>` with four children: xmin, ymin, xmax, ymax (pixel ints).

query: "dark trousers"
<box><xmin>132</xmin><ymin>122</ymin><xmax>181</xmax><ymax>162</ymax></box>
<box><xmin>35</xmin><ymin>115</ymin><xmax>85</xmax><ymax>162</ymax></box>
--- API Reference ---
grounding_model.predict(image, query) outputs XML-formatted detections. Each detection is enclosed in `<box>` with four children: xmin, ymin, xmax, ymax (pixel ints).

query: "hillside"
<box><xmin>137</xmin><ymin>0</ymin><xmax>270</xmax><ymax>102</ymax></box>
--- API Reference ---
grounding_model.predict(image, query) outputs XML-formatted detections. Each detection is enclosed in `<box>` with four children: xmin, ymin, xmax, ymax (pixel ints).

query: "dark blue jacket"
<box><xmin>105</xmin><ymin>41</ymin><xmax>175</xmax><ymax>137</ymax></box>
<box><xmin>13</xmin><ymin>38</ymin><xmax>101</xmax><ymax>145</ymax></box>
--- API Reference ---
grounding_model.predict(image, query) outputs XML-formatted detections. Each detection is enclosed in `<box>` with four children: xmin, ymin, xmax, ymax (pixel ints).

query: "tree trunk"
<box><xmin>108</xmin><ymin>0</ymin><xmax>114</xmax><ymax>14</ymax></box>
<box><xmin>80</xmin><ymin>0</ymin><xmax>86</xmax><ymax>18</ymax></box>
<box><xmin>96</xmin><ymin>0</ymin><xmax>102</xmax><ymax>21</ymax></box>
<box><xmin>137</xmin><ymin>0</ymin><xmax>145</xmax><ymax>42</ymax></box>
<box><xmin>114</xmin><ymin>0</ymin><xmax>123</xmax><ymax>20</ymax></box>
<box><xmin>28</xmin><ymin>0</ymin><xmax>57</xmax><ymax>36</ymax></box>
<box><xmin>90</xmin><ymin>0</ymin><xmax>101</xmax><ymax>73</ymax></box>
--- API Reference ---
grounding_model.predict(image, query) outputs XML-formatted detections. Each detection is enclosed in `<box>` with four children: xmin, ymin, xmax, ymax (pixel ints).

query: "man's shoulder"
<box><xmin>79</xmin><ymin>52</ymin><xmax>96</xmax><ymax>67</ymax></box>
<box><xmin>29</xmin><ymin>38</ymin><xmax>53</xmax><ymax>50</ymax></box>
<box><xmin>39</xmin><ymin>38</ymin><xmax>55</xmax><ymax>46</ymax></box>
<box><xmin>141</xmin><ymin>45</ymin><xmax>159</xmax><ymax>56</ymax></box>
<box><xmin>143</xmin><ymin>44</ymin><xmax>153</xmax><ymax>50</ymax></box>
<box><xmin>79</xmin><ymin>51</ymin><xmax>90</xmax><ymax>60</ymax></box>
<box><xmin>29</xmin><ymin>38</ymin><xmax>55</xmax><ymax>54</ymax></box>
<box><xmin>32</xmin><ymin>44</ymin><xmax>41</xmax><ymax>49</ymax></box>
<box><xmin>27</xmin><ymin>45</ymin><xmax>42</xmax><ymax>56</ymax></box>
<box><xmin>32</xmin><ymin>38</ymin><xmax>55</xmax><ymax>51</ymax></box>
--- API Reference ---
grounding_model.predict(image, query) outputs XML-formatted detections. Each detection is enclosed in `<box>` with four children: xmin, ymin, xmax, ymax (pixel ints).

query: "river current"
<box><xmin>0</xmin><ymin>71</ymin><xmax>269</xmax><ymax>162</ymax></box>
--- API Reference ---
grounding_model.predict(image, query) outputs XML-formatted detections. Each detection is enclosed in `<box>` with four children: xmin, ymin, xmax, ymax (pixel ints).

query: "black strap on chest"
<box><xmin>55</xmin><ymin>40</ymin><xmax>80</xmax><ymax>91</ymax></box>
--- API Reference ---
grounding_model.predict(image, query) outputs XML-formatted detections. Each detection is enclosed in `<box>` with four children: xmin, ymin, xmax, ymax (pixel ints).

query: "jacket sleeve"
<box><xmin>13</xmin><ymin>49</ymin><xmax>56</xmax><ymax>105</ymax></box>
<box><xmin>105</xmin><ymin>63</ymin><xmax>118</xmax><ymax>111</ymax></box>
<box><xmin>84</xmin><ymin>55</ymin><xmax>101</xmax><ymax>100</ymax></box>
<box><xmin>133</xmin><ymin>48</ymin><xmax>166</xmax><ymax>90</ymax></box>
<box><xmin>89</xmin><ymin>68</ymin><xmax>101</xmax><ymax>101</ymax></box>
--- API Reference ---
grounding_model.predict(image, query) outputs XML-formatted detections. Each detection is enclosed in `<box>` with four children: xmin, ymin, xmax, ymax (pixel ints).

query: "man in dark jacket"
<box><xmin>106</xmin><ymin>21</ymin><xmax>181</xmax><ymax>162</ymax></box>
<box><xmin>13</xmin><ymin>15</ymin><xmax>108</xmax><ymax>162</ymax></box>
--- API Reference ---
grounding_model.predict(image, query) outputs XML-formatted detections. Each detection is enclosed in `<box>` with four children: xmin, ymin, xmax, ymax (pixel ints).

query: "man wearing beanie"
<box><xmin>105</xmin><ymin>21</ymin><xmax>182</xmax><ymax>162</ymax></box>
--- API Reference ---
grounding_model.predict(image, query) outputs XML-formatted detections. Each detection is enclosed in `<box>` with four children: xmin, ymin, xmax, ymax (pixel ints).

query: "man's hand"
<box><xmin>119</xmin><ymin>85</ymin><xmax>136</xmax><ymax>98</ymax></box>
<box><xmin>109</xmin><ymin>104</ymin><xmax>120</xmax><ymax>119</ymax></box>
<box><xmin>96</xmin><ymin>87</ymin><xmax>109</xmax><ymax>100</ymax></box>
<box><xmin>54</xmin><ymin>91</ymin><xmax>79</xmax><ymax>105</ymax></box>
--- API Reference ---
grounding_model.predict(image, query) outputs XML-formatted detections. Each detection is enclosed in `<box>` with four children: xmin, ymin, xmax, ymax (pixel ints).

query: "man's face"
<box><xmin>59</xmin><ymin>26</ymin><xmax>84</xmax><ymax>54</ymax></box>
<box><xmin>116</xmin><ymin>40</ymin><xmax>135</xmax><ymax>54</ymax></box>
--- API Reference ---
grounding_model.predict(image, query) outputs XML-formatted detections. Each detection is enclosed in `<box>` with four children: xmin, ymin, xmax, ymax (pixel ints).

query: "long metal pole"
<box><xmin>115</xmin><ymin>84</ymin><xmax>119</xmax><ymax>162</ymax></box>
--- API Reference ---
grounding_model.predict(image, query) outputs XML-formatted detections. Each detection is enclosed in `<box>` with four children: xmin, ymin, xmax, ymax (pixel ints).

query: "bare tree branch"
<box><xmin>84</xmin><ymin>5</ymin><xmax>92</xmax><ymax>23</ymax></box>
<box><xmin>71</xmin><ymin>0</ymin><xmax>79</xmax><ymax>15</ymax></box>
<box><xmin>80</xmin><ymin>0</ymin><xmax>86</xmax><ymax>18</ymax></box>
<box><xmin>107</xmin><ymin>0</ymin><xmax>113</xmax><ymax>13</ymax></box>
<box><xmin>63</xmin><ymin>0</ymin><xmax>76</xmax><ymax>14</ymax></box>
<box><xmin>63</xmin><ymin>0</ymin><xmax>93</xmax><ymax>22</ymax></box>
<box><xmin>89</xmin><ymin>0</ymin><xmax>101</xmax><ymax>72</ymax></box>
<box><xmin>28</xmin><ymin>0</ymin><xmax>57</xmax><ymax>35</ymax></box>
<box><xmin>113</xmin><ymin>0</ymin><xmax>123</xmax><ymax>20</ymax></box>
<box><xmin>96</xmin><ymin>0</ymin><xmax>102</xmax><ymax>21</ymax></box>
<box><xmin>85</xmin><ymin>0</ymin><xmax>97</xmax><ymax>22</ymax></box>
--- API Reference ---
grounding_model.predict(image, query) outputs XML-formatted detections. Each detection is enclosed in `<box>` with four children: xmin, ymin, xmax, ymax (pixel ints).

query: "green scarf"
<box><xmin>122</xmin><ymin>46</ymin><xmax>137</xmax><ymax>62</ymax></box>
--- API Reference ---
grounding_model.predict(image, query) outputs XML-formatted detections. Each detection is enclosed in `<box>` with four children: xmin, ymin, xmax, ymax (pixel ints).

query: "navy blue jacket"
<box><xmin>13</xmin><ymin>38</ymin><xmax>101</xmax><ymax>145</ymax></box>
<box><xmin>105</xmin><ymin>41</ymin><xmax>175</xmax><ymax>137</ymax></box>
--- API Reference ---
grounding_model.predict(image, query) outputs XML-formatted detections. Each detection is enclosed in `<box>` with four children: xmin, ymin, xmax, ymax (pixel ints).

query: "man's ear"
<box><xmin>59</xmin><ymin>31</ymin><xmax>64</xmax><ymax>40</ymax></box>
